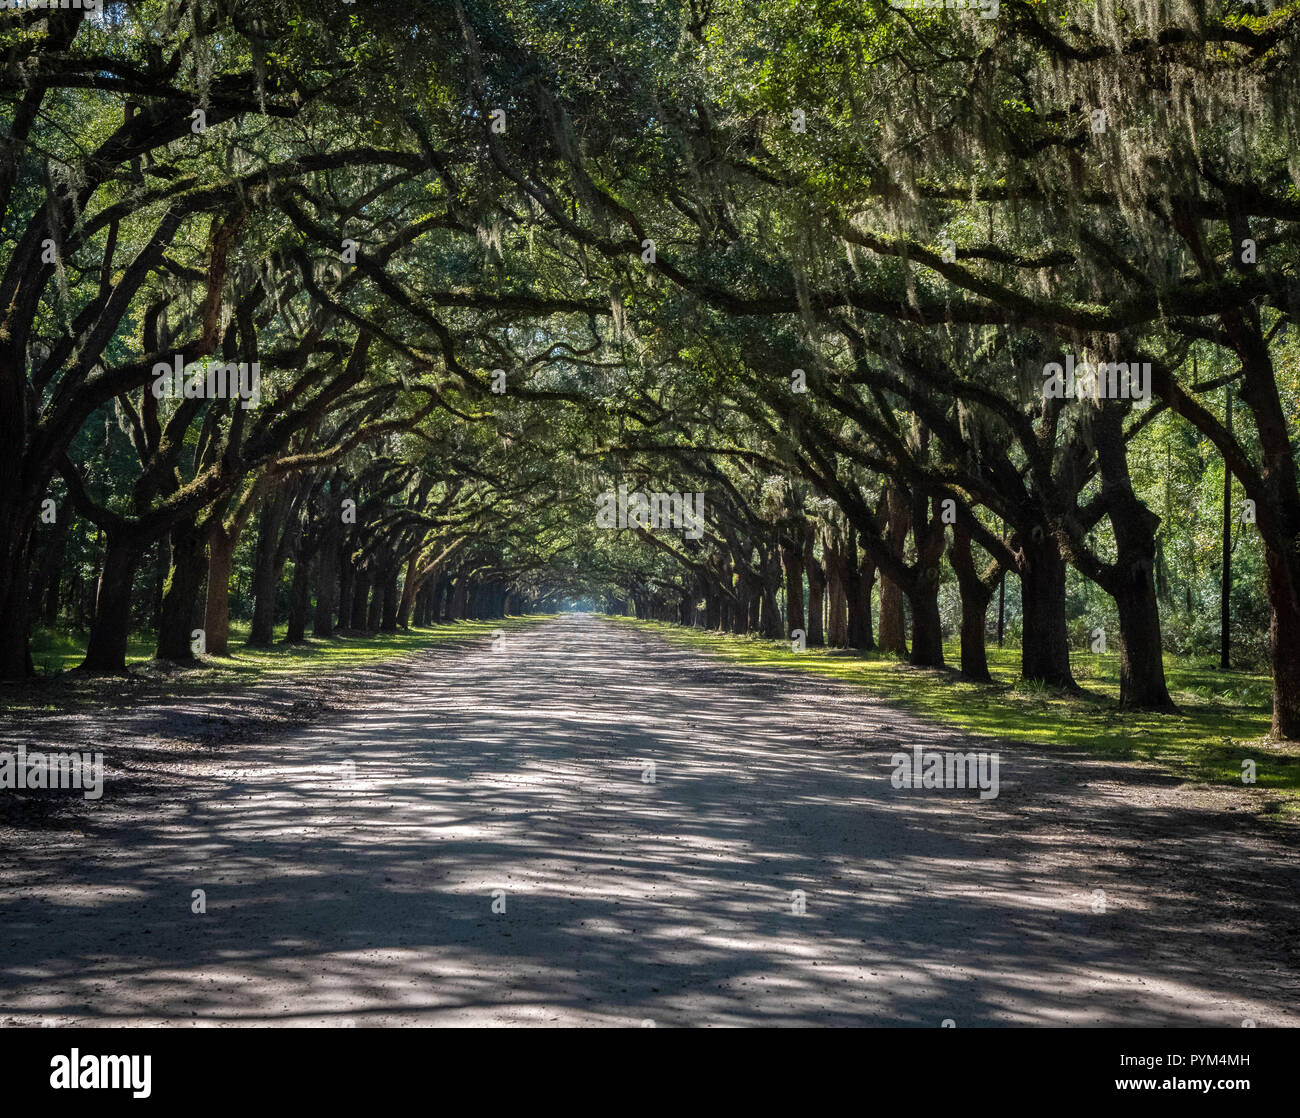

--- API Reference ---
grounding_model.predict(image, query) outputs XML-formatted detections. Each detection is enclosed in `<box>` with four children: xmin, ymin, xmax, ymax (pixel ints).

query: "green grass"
<box><xmin>5</xmin><ymin>617</ymin><xmax>553</xmax><ymax>718</ymax></box>
<box><xmin>29</xmin><ymin>616</ymin><xmax>550</xmax><ymax>679</ymax></box>
<box><xmin>608</xmin><ymin>616</ymin><xmax>1300</xmax><ymax>818</ymax></box>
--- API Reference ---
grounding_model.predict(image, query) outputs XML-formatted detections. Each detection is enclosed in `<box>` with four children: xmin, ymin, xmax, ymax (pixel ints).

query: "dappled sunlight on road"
<box><xmin>1</xmin><ymin>617</ymin><xmax>1296</xmax><ymax>1026</ymax></box>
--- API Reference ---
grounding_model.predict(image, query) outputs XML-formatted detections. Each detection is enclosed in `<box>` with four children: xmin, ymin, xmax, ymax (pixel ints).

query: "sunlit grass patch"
<box><xmin>199</xmin><ymin>617</ymin><xmax>551</xmax><ymax>681</ymax></box>
<box><xmin>5</xmin><ymin>616</ymin><xmax>556</xmax><ymax>718</ymax></box>
<box><xmin>29</xmin><ymin>615</ymin><xmax>553</xmax><ymax>679</ymax></box>
<box><xmin>608</xmin><ymin>616</ymin><xmax>1297</xmax><ymax>817</ymax></box>
<box><xmin>29</xmin><ymin>627</ymin><xmax>155</xmax><ymax>676</ymax></box>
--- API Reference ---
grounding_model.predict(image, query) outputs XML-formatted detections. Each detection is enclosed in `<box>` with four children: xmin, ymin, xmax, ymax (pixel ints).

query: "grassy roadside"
<box><xmin>4</xmin><ymin>615</ymin><xmax>554</xmax><ymax>716</ymax></box>
<box><xmin>607</xmin><ymin>616</ymin><xmax>1300</xmax><ymax>817</ymax></box>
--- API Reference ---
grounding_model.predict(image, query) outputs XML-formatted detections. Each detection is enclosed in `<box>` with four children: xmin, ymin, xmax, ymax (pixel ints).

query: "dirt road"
<box><xmin>1</xmin><ymin>615</ymin><xmax>1296</xmax><ymax>1026</ymax></box>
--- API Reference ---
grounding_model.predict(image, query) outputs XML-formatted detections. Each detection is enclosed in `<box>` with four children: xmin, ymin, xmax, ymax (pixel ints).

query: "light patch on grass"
<box><xmin>29</xmin><ymin>617</ymin><xmax>551</xmax><ymax>679</ymax></box>
<box><xmin>607</xmin><ymin>617</ymin><xmax>1299</xmax><ymax>816</ymax></box>
<box><xmin>6</xmin><ymin>617</ymin><xmax>554</xmax><ymax>717</ymax></box>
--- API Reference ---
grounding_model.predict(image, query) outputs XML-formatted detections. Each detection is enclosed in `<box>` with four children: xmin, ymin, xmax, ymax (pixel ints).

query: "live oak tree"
<box><xmin>5</xmin><ymin>1</ymin><xmax>1297</xmax><ymax>741</ymax></box>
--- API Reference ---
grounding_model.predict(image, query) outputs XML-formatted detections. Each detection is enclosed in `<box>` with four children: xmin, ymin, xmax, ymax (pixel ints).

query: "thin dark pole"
<box><xmin>997</xmin><ymin>530</ymin><xmax>1006</xmax><ymax>648</ymax></box>
<box><xmin>1221</xmin><ymin>384</ymin><xmax>1232</xmax><ymax>670</ymax></box>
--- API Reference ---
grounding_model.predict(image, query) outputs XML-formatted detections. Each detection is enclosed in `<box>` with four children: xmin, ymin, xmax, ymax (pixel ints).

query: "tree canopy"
<box><xmin>3</xmin><ymin>0</ymin><xmax>1298</xmax><ymax>735</ymax></box>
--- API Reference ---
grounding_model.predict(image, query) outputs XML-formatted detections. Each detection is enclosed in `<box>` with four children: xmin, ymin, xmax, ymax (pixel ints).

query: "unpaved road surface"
<box><xmin>1</xmin><ymin>615</ymin><xmax>1297</xmax><ymax>1026</ymax></box>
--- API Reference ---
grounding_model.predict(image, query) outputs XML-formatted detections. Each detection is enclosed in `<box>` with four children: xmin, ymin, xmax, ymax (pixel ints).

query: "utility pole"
<box><xmin>997</xmin><ymin>532</ymin><xmax>1006</xmax><ymax>648</ymax></box>
<box><xmin>1221</xmin><ymin>384</ymin><xmax>1232</xmax><ymax>670</ymax></box>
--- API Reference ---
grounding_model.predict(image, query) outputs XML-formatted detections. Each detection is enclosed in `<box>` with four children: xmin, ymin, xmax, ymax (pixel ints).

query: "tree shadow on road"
<box><xmin>1</xmin><ymin>618</ymin><xmax>1296</xmax><ymax>1027</ymax></box>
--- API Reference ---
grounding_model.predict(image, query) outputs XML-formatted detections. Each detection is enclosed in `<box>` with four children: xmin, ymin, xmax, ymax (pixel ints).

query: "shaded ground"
<box><xmin>1</xmin><ymin>615</ymin><xmax>1296</xmax><ymax>1027</ymax></box>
